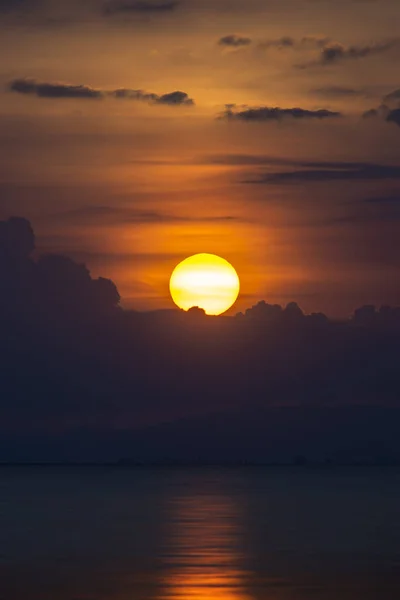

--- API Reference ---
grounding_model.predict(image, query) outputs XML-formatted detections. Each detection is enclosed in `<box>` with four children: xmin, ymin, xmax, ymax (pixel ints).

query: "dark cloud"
<box><xmin>9</xmin><ymin>78</ymin><xmax>195</xmax><ymax>105</ymax></box>
<box><xmin>112</xmin><ymin>88</ymin><xmax>158</xmax><ymax>102</ymax></box>
<box><xmin>1</xmin><ymin>217</ymin><xmax>400</xmax><ymax>461</ymax></box>
<box><xmin>218</xmin><ymin>34</ymin><xmax>252</xmax><ymax>47</ymax></box>
<box><xmin>246</xmin><ymin>163</ymin><xmax>400</xmax><ymax>184</ymax></box>
<box><xmin>384</xmin><ymin>88</ymin><xmax>400</xmax><ymax>102</ymax></box>
<box><xmin>10</xmin><ymin>78</ymin><xmax>103</xmax><ymax>99</ymax></box>
<box><xmin>298</xmin><ymin>39</ymin><xmax>398</xmax><ymax>68</ymax></box>
<box><xmin>386</xmin><ymin>108</ymin><xmax>400</xmax><ymax>127</ymax></box>
<box><xmin>103</xmin><ymin>1</ymin><xmax>180</xmax><ymax>15</ymax></box>
<box><xmin>362</xmin><ymin>103</ymin><xmax>400</xmax><ymax>128</ymax></box>
<box><xmin>158</xmin><ymin>91</ymin><xmax>194</xmax><ymax>105</ymax></box>
<box><xmin>112</xmin><ymin>88</ymin><xmax>194</xmax><ymax>105</ymax></box>
<box><xmin>221</xmin><ymin>105</ymin><xmax>341</xmax><ymax>121</ymax></box>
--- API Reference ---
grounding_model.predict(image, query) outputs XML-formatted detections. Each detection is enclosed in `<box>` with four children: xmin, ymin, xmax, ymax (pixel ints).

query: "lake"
<box><xmin>2</xmin><ymin>467</ymin><xmax>400</xmax><ymax>599</ymax></box>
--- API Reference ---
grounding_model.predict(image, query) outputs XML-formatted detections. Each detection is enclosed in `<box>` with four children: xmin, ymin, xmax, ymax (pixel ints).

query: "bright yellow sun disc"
<box><xmin>169</xmin><ymin>253</ymin><xmax>240</xmax><ymax>316</ymax></box>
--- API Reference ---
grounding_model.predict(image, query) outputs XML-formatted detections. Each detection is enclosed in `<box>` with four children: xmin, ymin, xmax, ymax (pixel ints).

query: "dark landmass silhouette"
<box><xmin>1</xmin><ymin>216</ymin><xmax>400</xmax><ymax>463</ymax></box>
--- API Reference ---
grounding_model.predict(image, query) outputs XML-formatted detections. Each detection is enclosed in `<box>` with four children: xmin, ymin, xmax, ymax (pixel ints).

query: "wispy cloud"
<box><xmin>10</xmin><ymin>79</ymin><xmax>103</xmax><ymax>99</ymax></box>
<box><xmin>298</xmin><ymin>39</ymin><xmax>398</xmax><ymax>68</ymax></box>
<box><xmin>220</xmin><ymin>105</ymin><xmax>341</xmax><ymax>121</ymax></box>
<box><xmin>9</xmin><ymin>78</ymin><xmax>195</xmax><ymax>105</ymax></box>
<box><xmin>245</xmin><ymin>163</ymin><xmax>400</xmax><ymax>184</ymax></box>
<box><xmin>311</xmin><ymin>86</ymin><xmax>367</xmax><ymax>98</ymax></box>
<box><xmin>56</xmin><ymin>205</ymin><xmax>240</xmax><ymax>225</ymax></box>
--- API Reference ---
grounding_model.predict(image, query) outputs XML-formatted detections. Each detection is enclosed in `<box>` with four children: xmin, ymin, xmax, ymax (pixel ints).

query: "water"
<box><xmin>2</xmin><ymin>467</ymin><xmax>400</xmax><ymax>599</ymax></box>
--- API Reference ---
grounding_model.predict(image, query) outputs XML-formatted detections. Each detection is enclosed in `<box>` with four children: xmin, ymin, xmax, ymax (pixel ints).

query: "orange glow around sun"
<box><xmin>169</xmin><ymin>253</ymin><xmax>240</xmax><ymax>315</ymax></box>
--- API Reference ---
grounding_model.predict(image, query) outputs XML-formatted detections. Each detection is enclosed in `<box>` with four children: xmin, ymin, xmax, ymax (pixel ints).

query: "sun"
<box><xmin>169</xmin><ymin>253</ymin><xmax>240</xmax><ymax>316</ymax></box>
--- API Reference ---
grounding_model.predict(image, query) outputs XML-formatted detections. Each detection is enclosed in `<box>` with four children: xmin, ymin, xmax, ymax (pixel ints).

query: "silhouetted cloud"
<box><xmin>218</xmin><ymin>34</ymin><xmax>252</xmax><ymax>47</ymax></box>
<box><xmin>245</xmin><ymin>163</ymin><xmax>400</xmax><ymax>184</ymax></box>
<box><xmin>157</xmin><ymin>91</ymin><xmax>194</xmax><ymax>105</ymax></box>
<box><xmin>103</xmin><ymin>1</ymin><xmax>180</xmax><ymax>15</ymax></box>
<box><xmin>362</xmin><ymin>102</ymin><xmax>400</xmax><ymax>128</ymax></box>
<box><xmin>0</xmin><ymin>216</ymin><xmax>35</xmax><ymax>258</ymax></box>
<box><xmin>384</xmin><ymin>88</ymin><xmax>400</xmax><ymax>102</ymax></box>
<box><xmin>0</xmin><ymin>216</ymin><xmax>120</xmax><ymax>320</ymax></box>
<box><xmin>298</xmin><ymin>39</ymin><xmax>398</xmax><ymax>68</ymax></box>
<box><xmin>221</xmin><ymin>105</ymin><xmax>341</xmax><ymax>121</ymax></box>
<box><xmin>1</xmin><ymin>217</ymin><xmax>400</xmax><ymax>462</ymax></box>
<box><xmin>10</xmin><ymin>79</ymin><xmax>103</xmax><ymax>99</ymax></box>
<box><xmin>9</xmin><ymin>78</ymin><xmax>195</xmax><ymax>105</ymax></box>
<box><xmin>386</xmin><ymin>108</ymin><xmax>400</xmax><ymax>127</ymax></box>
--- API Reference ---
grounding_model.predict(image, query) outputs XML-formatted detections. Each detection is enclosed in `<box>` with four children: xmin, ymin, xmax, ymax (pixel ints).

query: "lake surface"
<box><xmin>2</xmin><ymin>467</ymin><xmax>400</xmax><ymax>599</ymax></box>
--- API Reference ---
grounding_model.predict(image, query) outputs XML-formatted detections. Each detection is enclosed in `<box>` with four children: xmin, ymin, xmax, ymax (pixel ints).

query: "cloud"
<box><xmin>362</xmin><ymin>103</ymin><xmax>400</xmax><ymax>128</ymax></box>
<box><xmin>311</xmin><ymin>86</ymin><xmax>366</xmax><ymax>97</ymax></box>
<box><xmin>221</xmin><ymin>105</ymin><xmax>341</xmax><ymax>121</ymax></box>
<box><xmin>298</xmin><ymin>39</ymin><xmax>398</xmax><ymax>68</ymax></box>
<box><xmin>384</xmin><ymin>88</ymin><xmax>400</xmax><ymax>102</ymax></box>
<box><xmin>245</xmin><ymin>163</ymin><xmax>400</xmax><ymax>184</ymax></box>
<box><xmin>2</xmin><ymin>216</ymin><xmax>400</xmax><ymax>454</ymax></box>
<box><xmin>258</xmin><ymin>36</ymin><xmax>295</xmax><ymax>49</ymax></box>
<box><xmin>9</xmin><ymin>78</ymin><xmax>195</xmax><ymax>105</ymax></box>
<box><xmin>9</xmin><ymin>79</ymin><xmax>103</xmax><ymax>99</ymax></box>
<box><xmin>56</xmin><ymin>205</ymin><xmax>238</xmax><ymax>224</ymax></box>
<box><xmin>112</xmin><ymin>88</ymin><xmax>194</xmax><ymax>105</ymax></box>
<box><xmin>386</xmin><ymin>108</ymin><xmax>400</xmax><ymax>127</ymax></box>
<box><xmin>103</xmin><ymin>1</ymin><xmax>180</xmax><ymax>15</ymax></box>
<box><xmin>158</xmin><ymin>91</ymin><xmax>194</xmax><ymax>105</ymax></box>
<box><xmin>201</xmin><ymin>154</ymin><xmax>376</xmax><ymax>170</ymax></box>
<box><xmin>257</xmin><ymin>35</ymin><xmax>329</xmax><ymax>51</ymax></box>
<box><xmin>218</xmin><ymin>34</ymin><xmax>252</xmax><ymax>47</ymax></box>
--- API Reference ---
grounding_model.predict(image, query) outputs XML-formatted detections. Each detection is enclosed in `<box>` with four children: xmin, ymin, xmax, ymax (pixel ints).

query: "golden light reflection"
<box><xmin>160</xmin><ymin>486</ymin><xmax>251</xmax><ymax>600</ymax></box>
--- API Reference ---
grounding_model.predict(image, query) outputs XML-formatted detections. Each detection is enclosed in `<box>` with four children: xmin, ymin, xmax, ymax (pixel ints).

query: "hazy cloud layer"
<box><xmin>246</xmin><ymin>163</ymin><xmax>400</xmax><ymax>184</ymax></box>
<box><xmin>311</xmin><ymin>86</ymin><xmax>367</xmax><ymax>98</ymax></box>
<box><xmin>9</xmin><ymin>79</ymin><xmax>195</xmax><ymax>105</ymax></box>
<box><xmin>56</xmin><ymin>205</ymin><xmax>238</xmax><ymax>224</ymax></box>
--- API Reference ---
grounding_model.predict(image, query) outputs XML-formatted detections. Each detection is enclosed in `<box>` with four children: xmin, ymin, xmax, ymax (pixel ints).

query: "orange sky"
<box><xmin>1</xmin><ymin>0</ymin><xmax>400</xmax><ymax>317</ymax></box>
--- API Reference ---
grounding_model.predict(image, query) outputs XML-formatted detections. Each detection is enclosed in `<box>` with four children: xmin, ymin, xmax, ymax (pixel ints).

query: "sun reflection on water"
<box><xmin>159</xmin><ymin>485</ymin><xmax>251</xmax><ymax>600</ymax></box>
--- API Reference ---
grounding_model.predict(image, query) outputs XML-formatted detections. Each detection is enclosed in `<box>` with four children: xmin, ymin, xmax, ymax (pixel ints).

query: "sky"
<box><xmin>1</xmin><ymin>0</ymin><xmax>400</xmax><ymax>317</ymax></box>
